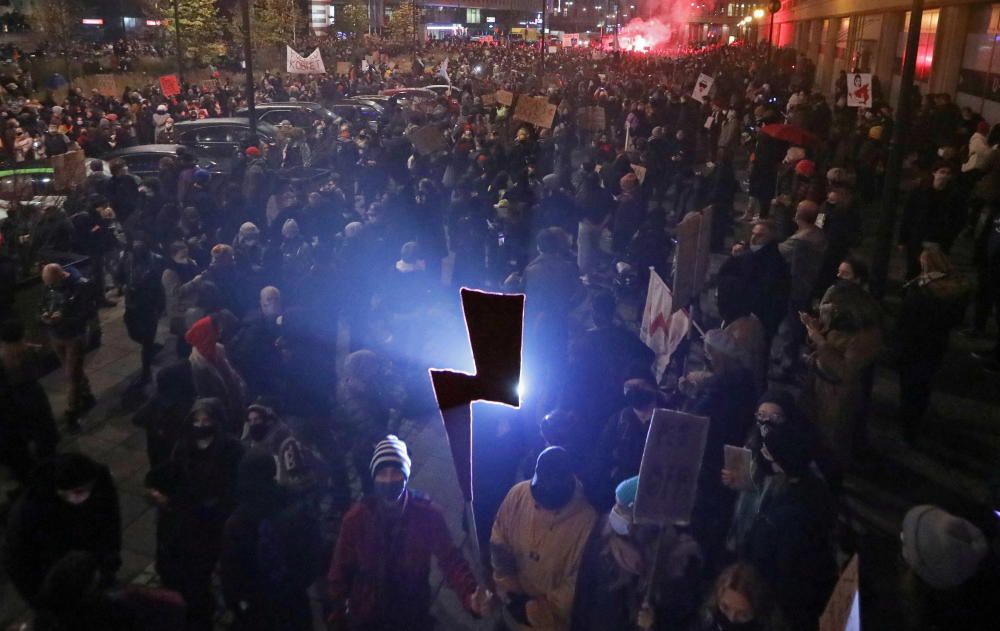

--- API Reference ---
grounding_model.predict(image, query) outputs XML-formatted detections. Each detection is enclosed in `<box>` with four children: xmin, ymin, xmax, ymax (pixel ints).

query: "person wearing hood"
<box><xmin>220</xmin><ymin>450</ymin><xmax>323</xmax><ymax>631</ymax></box>
<box><xmin>491</xmin><ymin>446</ymin><xmax>597</xmax><ymax>631</ymax></box>
<box><xmin>3</xmin><ymin>453</ymin><xmax>122</xmax><ymax>607</ymax></box>
<box><xmin>279</xmin><ymin>218</ymin><xmax>314</xmax><ymax>298</ymax></box>
<box><xmin>131</xmin><ymin>358</ymin><xmax>195</xmax><ymax>469</ymax></box>
<box><xmin>227</xmin><ymin>287</ymin><xmax>284</xmax><ymax>402</ymax></box>
<box><xmin>571</xmin><ymin>476</ymin><xmax>702</xmax><ymax>631</ymax></box>
<box><xmin>735</xmin><ymin>421</ymin><xmax>837</xmax><ymax>631</ymax></box>
<box><xmin>233</xmin><ymin>221</ymin><xmax>265</xmax><ymax>276</ymax></box>
<box><xmin>161</xmin><ymin>241</ymin><xmax>202</xmax><ymax>357</ymax></box>
<box><xmin>185</xmin><ymin>314</ymin><xmax>247</xmax><ymax>425</ymax></box>
<box><xmin>328</xmin><ymin>435</ymin><xmax>490</xmax><ymax>630</ymax></box>
<box><xmin>613</xmin><ymin>172</ymin><xmax>644</xmax><ymax>257</ymax></box>
<box><xmin>145</xmin><ymin>397</ymin><xmax>244</xmax><ymax>631</ymax></box>
<box><xmin>115</xmin><ymin>233</ymin><xmax>165</xmax><ymax>384</ymax></box>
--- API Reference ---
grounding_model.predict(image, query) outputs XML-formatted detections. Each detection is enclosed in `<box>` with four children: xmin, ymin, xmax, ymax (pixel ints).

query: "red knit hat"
<box><xmin>795</xmin><ymin>159</ymin><xmax>816</xmax><ymax>177</ymax></box>
<box><xmin>245</xmin><ymin>146</ymin><xmax>261</xmax><ymax>158</ymax></box>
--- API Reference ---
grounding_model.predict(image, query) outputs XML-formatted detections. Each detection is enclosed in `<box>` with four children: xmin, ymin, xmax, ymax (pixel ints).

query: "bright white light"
<box><xmin>516</xmin><ymin>382</ymin><xmax>526</xmax><ymax>399</ymax></box>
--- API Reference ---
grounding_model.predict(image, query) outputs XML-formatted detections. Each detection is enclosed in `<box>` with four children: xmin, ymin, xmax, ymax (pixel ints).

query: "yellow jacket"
<box><xmin>490</xmin><ymin>480</ymin><xmax>597</xmax><ymax>631</ymax></box>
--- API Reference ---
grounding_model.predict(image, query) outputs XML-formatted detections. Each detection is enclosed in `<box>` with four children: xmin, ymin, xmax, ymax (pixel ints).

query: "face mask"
<box><xmin>749</xmin><ymin>243</ymin><xmax>764</xmax><ymax>252</ymax></box>
<box><xmin>374</xmin><ymin>479</ymin><xmax>405</xmax><ymax>503</ymax></box>
<box><xmin>60</xmin><ymin>490</ymin><xmax>92</xmax><ymax>506</ymax></box>
<box><xmin>713</xmin><ymin>608</ymin><xmax>759</xmax><ymax>631</ymax></box>
<box><xmin>192</xmin><ymin>424</ymin><xmax>215</xmax><ymax>440</ymax></box>
<box><xmin>247</xmin><ymin>423</ymin><xmax>269</xmax><ymax>441</ymax></box>
<box><xmin>530</xmin><ymin>479</ymin><xmax>575</xmax><ymax>511</ymax></box>
<box><xmin>937</xmin><ymin>148</ymin><xmax>946</xmax><ymax>158</ymax></box>
<box><xmin>623</xmin><ymin>387</ymin><xmax>655</xmax><ymax>410</ymax></box>
<box><xmin>608</xmin><ymin>506</ymin><xmax>632</xmax><ymax>536</ymax></box>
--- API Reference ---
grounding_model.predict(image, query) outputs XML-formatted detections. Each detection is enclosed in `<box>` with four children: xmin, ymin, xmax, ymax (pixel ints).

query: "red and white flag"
<box><xmin>640</xmin><ymin>270</ymin><xmax>692</xmax><ymax>379</ymax></box>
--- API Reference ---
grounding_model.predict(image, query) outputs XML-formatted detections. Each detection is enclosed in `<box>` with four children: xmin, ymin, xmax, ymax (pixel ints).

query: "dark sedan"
<box><xmin>172</xmin><ymin>118</ymin><xmax>277</xmax><ymax>158</ymax></box>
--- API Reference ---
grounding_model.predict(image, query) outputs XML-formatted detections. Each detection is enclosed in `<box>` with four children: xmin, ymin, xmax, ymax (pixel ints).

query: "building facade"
<box><xmin>760</xmin><ymin>1</ymin><xmax>1000</xmax><ymax>118</ymax></box>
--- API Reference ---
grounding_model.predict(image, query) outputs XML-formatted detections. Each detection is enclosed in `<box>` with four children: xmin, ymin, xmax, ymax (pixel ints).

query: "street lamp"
<box><xmin>752</xmin><ymin>8</ymin><xmax>765</xmax><ymax>19</ymax></box>
<box><xmin>172</xmin><ymin>0</ymin><xmax>184</xmax><ymax>83</ymax></box>
<box><xmin>240</xmin><ymin>0</ymin><xmax>257</xmax><ymax>143</ymax></box>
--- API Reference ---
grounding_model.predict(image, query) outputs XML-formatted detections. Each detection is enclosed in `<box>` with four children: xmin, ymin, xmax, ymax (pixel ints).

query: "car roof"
<box><xmin>239</xmin><ymin>102</ymin><xmax>323</xmax><ymax>111</ymax></box>
<box><xmin>104</xmin><ymin>144</ymin><xmax>187</xmax><ymax>157</ymax></box>
<box><xmin>173</xmin><ymin>117</ymin><xmax>278</xmax><ymax>135</ymax></box>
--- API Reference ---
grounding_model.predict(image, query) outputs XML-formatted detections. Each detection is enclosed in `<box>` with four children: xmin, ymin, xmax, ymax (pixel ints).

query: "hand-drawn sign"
<box><xmin>633</xmin><ymin>409</ymin><xmax>710</xmax><ymax>525</ymax></box>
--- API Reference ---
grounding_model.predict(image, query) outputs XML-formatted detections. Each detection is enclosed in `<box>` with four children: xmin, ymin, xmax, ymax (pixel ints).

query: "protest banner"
<box><xmin>513</xmin><ymin>95</ymin><xmax>557</xmax><ymax>128</ymax></box>
<box><xmin>335</xmin><ymin>61</ymin><xmax>352</xmax><ymax>76</ymax></box>
<box><xmin>820</xmin><ymin>555</ymin><xmax>860</xmax><ymax>631</ymax></box>
<box><xmin>577</xmin><ymin>105</ymin><xmax>606</xmax><ymax>131</ymax></box>
<box><xmin>633</xmin><ymin>409</ymin><xmax>710</xmax><ymax>525</ymax></box>
<box><xmin>846</xmin><ymin>73</ymin><xmax>873</xmax><ymax>108</ymax></box>
<box><xmin>495</xmin><ymin>90</ymin><xmax>515</xmax><ymax>106</ymax></box>
<box><xmin>287</xmin><ymin>46</ymin><xmax>326</xmax><ymax>74</ymax></box>
<box><xmin>408</xmin><ymin>125</ymin><xmax>447</xmax><ymax>156</ymax></box>
<box><xmin>691</xmin><ymin>73</ymin><xmax>714</xmax><ymax>103</ymax></box>
<box><xmin>159</xmin><ymin>74</ymin><xmax>181</xmax><ymax>97</ymax></box>
<box><xmin>94</xmin><ymin>74</ymin><xmax>119</xmax><ymax>98</ymax></box>
<box><xmin>724</xmin><ymin>445</ymin><xmax>752</xmax><ymax>490</ymax></box>
<box><xmin>480</xmin><ymin>92</ymin><xmax>496</xmax><ymax>106</ymax></box>
<box><xmin>49</xmin><ymin>151</ymin><xmax>87</xmax><ymax>192</ymax></box>
<box><xmin>630</xmin><ymin>163</ymin><xmax>647</xmax><ymax>185</ymax></box>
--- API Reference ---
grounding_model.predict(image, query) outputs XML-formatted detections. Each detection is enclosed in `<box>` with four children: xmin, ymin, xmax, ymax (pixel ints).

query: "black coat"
<box><xmin>718</xmin><ymin>244</ymin><xmax>791</xmax><ymax>339</ymax></box>
<box><xmin>3</xmin><ymin>454</ymin><xmax>122</xmax><ymax>605</ymax></box>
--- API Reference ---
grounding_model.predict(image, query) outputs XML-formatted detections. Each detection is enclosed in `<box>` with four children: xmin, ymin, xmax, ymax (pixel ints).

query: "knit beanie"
<box><xmin>238</xmin><ymin>222</ymin><xmax>260</xmax><ymax>242</ymax></box>
<box><xmin>794</xmin><ymin>159</ymin><xmax>816</xmax><ymax>177</ymax></box>
<box><xmin>615</xmin><ymin>475</ymin><xmax>639</xmax><ymax>510</ymax></box>
<box><xmin>902</xmin><ymin>505</ymin><xmax>988</xmax><ymax>589</ymax></box>
<box><xmin>370</xmin><ymin>435</ymin><xmax>411</xmax><ymax>479</ymax></box>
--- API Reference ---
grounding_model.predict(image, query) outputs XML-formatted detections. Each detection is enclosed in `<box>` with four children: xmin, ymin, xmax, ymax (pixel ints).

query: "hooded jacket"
<box><xmin>490</xmin><ymin>480</ymin><xmax>597</xmax><ymax>631</ymax></box>
<box><xmin>185</xmin><ymin>317</ymin><xmax>246</xmax><ymax>425</ymax></box>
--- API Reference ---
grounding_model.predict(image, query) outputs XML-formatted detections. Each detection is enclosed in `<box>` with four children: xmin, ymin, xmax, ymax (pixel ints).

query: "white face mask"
<box><xmin>60</xmin><ymin>490</ymin><xmax>91</xmax><ymax>505</ymax></box>
<box><xmin>608</xmin><ymin>505</ymin><xmax>632</xmax><ymax>536</ymax></box>
<box><xmin>749</xmin><ymin>243</ymin><xmax>765</xmax><ymax>252</ymax></box>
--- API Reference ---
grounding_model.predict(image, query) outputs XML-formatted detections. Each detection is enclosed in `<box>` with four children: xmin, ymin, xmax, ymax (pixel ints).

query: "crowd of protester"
<box><xmin>0</xmin><ymin>37</ymin><xmax>998</xmax><ymax>631</ymax></box>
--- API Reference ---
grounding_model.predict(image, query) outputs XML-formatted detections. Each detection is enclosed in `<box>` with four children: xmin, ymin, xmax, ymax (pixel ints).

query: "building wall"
<box><xmin>757</xmin><ymin>0</ymin><xmax>1000</xmax><ymax>117</ymax></box>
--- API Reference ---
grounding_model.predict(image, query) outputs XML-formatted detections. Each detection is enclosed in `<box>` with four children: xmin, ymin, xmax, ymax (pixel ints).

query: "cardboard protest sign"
<box><xmin>672</xmin><ymin>210</ymin><xmax>702</xmax><ymax>308</ymax></box>
<box><xmin>694</xmin><ymin>205</ymin><xmax>713</xmax><ymax>299</ymax></box>
<box><xmin>820</xmin><ymin>555</ymin><xmax>860</xmax><ymax>631</ymax></box>
<box><xmin>577</xmin><ymin>106</ymin><xmax>606</xmax><ymax>131</ymax></box>
<box><xmin>50</xmin><ymin>151</ymin><xmax>87</xmax><ymax>192</ymax></box>
<box><xmin>200</xmin><ymin>78</ymin><xmax>218</xmax><ymax>92</ymax></box>
<box><xmin>361</xmin><ymin>59</ymin><xmax>369</xmax><ymax>72</ymax></box>
<box><xmin>94</xmin><ymin>74</ymin><xmax>119</xmax><ymax>98</ymax></box>
<box><xmin>480</xmin><ymin>93</ymin><xmax>496</xmax><ymax>106</ymax></box>
<box><xmin>408</xmin><ymin>125</ymin><xmax>447</xmax><ymax>156</ymax></box>
<box><xmin>336</xmin><ymin>61</ymin><xmax>352</xmax><ymax>75</ymax></box>
<box><xmin>633</xmin><ymin>409</ymin><xmax>710</xmax><ymax>525</ymax></box>
<box><xmin>724</xmin><ymin>445</ymin><xmax>752</xmax><ymax>489</ymax></box>
<box><xmin>630</xmin><ymin>163</ymin><xmax>647</xmax><ymax>185</ymax></box>
<box><xmin>159</xmin><ymin>74</ymin><xmax>181</xmax><ymax>97</ymax></box>
<box><xmin>495</xmin><ymin>90</ymin><xmax>514</xmax><ymax>106</ymax></box>
<box><xmin>398</xmin><ymin>60</ymin><xmax>413</xmax><ymax>73</ymax></box>
<box><xmin>548</xmin><ymin>46</ymin><xmax>557</xmax><ymax>54</ymax></box>
<box><xmin>846</xmin><ymin>73</ymin><xmax>872</xmax><ymax>108</ymax></box>
<box><xmin>691</xmin><ymin>73</ymin><xmax>714</xmax><ymax>104</ymax></box>
<box><xmin>513</xmin><ymin>95</ymin><xmax>557</xmax><ymax>129</ymax></box>
<box><xmin>287</xmin><ymin>47</ymin><xmax>326</xmax><ymax>74</ymax></box>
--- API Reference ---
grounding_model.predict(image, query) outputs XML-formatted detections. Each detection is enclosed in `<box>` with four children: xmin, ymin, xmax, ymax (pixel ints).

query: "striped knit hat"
<box><xmin>370</xmin><ymin>435</ymin><xmax>411</xmax><ymax>480</ymax></box>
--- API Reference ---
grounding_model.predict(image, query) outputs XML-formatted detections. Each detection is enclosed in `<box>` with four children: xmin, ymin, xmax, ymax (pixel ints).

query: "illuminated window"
<box><xmin>467</xmin><ymin>8</ymin><xmax>481</xmax><ymax>23</ymax></box>
<box><xmin>900</xmin><ymin>9</ymin><xmax>939</xmax><ymax>81</ymax></box>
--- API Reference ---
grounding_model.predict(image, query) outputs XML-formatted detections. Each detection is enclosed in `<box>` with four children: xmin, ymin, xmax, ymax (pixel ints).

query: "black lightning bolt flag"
<box><xmin>430</xmin><ymin>289</ymin><xmax>524</xmax><ymax>502</ymax></box>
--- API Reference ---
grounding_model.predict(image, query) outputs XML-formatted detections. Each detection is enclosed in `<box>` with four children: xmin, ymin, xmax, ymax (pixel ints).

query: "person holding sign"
<box><xmin>734</xmin><ymin>421</ymin><xmax>837</xmax><ymax>631</ymax></box>
<box><xmin>327</xmin><ymin>436</ymin><xmax>492</xmax><ymax>630</ymax></box>
<box><xmin>571</xmin><ymin>476</ymin><xmax>703</xmax><ymax>631</ymax></box>
<box><xmin>491</xmin><ymin>446</ymin><xmax>596</xmax><ymax>630</ymax></box>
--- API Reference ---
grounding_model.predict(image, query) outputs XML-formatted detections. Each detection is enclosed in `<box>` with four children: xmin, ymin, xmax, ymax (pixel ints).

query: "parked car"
<box><xmin>172</xmin><ymin>118</ymin><xmax>277</xmax><ymax>158</ymax></box>
<box><xmin>101</xmin><ymin>145</ymin><xmax>232</xmax><ymax>182</ymax></box>
<box><xmin>329</xmin><ymin>99</ymin><xmax>388</xmax><ymax>132</ymax></box>
<box><xmin>234</xmin><ymin>102</ymin><xmax>342</xmax><ymax>129</ymax></box>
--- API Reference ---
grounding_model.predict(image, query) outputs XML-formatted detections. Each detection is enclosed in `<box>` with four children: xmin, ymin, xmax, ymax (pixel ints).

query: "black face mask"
<box><xmin>374</xmin><ymin>480</ymin><xmax>405</xmax><ymax>504</ymax></box>
<box><xmin>623</xmin><ymin>388</ymin><xmax>655</xmax><ymax>410</ymax></box>
<box><xmin>192</xmin><ymin>425</ymin><xmax>215</xmax><ymax>440</ymax></box>
<box><xmin>713</xmin><ymin>609</ymin><xmax>759</xmax><ymax>631</ymax></box>
<box><xmin>530</xmin><ymin>479</ymin><xmax>575</xmax><ymax>511</ymax></box>
<box><xmin>247</xmin><ymin>423</ymin><xmax>269</xmax><ymax>442</ymax></box>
